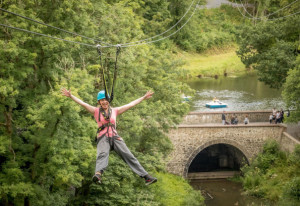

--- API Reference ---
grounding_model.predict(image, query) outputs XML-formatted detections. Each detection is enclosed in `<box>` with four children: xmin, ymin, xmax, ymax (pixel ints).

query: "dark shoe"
<box><xmin>92</xmin><ymin>173</ymin><xmax>102</xmax><ymax>185</ymax></box>
<box><xmin>144</xmin><ymin>174</ymin><xmax>157</xmax><ymax>186</ymax></box>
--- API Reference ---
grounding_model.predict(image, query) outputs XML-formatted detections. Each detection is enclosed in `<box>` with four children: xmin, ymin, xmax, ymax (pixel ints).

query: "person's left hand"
<box><xmin>144</xmin><ymin>91</ymin><xmax>154</xmax><ymax>100</ymax></box>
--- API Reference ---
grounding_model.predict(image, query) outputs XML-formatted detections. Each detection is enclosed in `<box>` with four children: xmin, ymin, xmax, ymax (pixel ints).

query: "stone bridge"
<box><xmin>166</xmin><ymin>111</ymin><xmax>300</xmax><ymax>179</ymax></box>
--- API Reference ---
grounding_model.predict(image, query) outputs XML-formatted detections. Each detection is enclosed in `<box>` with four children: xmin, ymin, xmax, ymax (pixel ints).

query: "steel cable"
<box><xmin>233</xmin><ymin>0</ymin><xmax>300</xmax><ymax>21</ymax></box>
<box><xmin>0</xmin><ymin>23</ymin><xmax>96</xmax><ymax>47</ymax></box>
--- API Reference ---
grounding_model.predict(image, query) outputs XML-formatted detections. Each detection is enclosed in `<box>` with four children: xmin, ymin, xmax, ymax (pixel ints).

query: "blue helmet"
<box><xmin>97</xmin><ymin>90</ymin><xmax>107</xmax><ymax>101</ymax></box>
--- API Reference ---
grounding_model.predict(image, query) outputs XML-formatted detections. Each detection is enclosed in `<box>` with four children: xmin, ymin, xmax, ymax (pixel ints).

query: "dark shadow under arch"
<box><xmin>183</xmin><ymin>139</ymin><xmax>251</xmax><ymax>178</ymax></box>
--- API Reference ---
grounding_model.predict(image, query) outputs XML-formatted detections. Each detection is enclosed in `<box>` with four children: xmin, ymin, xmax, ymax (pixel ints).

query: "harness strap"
<box><xmin>96</xmin><ymin>122</ymin><xmax>116</xmax><ymax>133</ymax></box>
<box><xmin>110</xmin><ymin>45</ymin><xmax>121</xmax><ymax>102</ymax></box>
<box><xmin>96</xmin><ymin>45</ymin><xmax>121</xmax><ymax>103</ymax></box>
<box><xmin>96</xmin><ymin>107</ymin><xmax>118</xmax><ymax>138</ymax></box>
<box><xmin>98</xmin><ymin>107</ymin><xmax>111</xmax><ymax>122</ymax></box>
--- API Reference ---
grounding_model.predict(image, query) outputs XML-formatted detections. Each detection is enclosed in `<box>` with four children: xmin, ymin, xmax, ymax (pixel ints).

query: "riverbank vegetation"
<box><xmin>239</xmin><ymin>140</ymin><xmax>300</xmax><ymax>205</ymax></box>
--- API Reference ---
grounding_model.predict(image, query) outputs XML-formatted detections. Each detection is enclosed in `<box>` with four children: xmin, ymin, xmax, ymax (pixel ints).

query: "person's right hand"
<box><xmin>61</xmin><ymin>88</ymin><xmax>71</xmax><ymax>97</ymax></box>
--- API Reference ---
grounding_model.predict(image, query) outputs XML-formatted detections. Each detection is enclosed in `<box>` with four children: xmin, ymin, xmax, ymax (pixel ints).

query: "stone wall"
<box><xmin>182</xmin><ymin>111</ymin><xmax>272</xmax><ymax>124</ymax></box>
<box><xmin>166</xmin><ymin>124</ymin><xmax>284</xmax><ymax>178</ymax></box>
<box><xmin>286</xmin><ymin>123</ymin><xmax>300</xmax><ymax>141</ymax></box>
<box><xmin>279</xmin><ymin>132</ymin><xmax>300</xmax><ymax>153</ymax></box>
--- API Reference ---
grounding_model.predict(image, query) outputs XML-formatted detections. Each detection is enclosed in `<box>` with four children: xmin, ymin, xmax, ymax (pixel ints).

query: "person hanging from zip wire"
<box><xmin>61</xmin><ymin>88</ymin><xmax>157</xmax><ymax>185</ymax></box>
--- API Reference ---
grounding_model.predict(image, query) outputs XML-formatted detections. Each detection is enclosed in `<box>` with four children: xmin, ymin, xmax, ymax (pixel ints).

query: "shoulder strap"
<box><xmin>98</xmin><ymin>107</ymin><xmax>101</xmax><ymax>122</ymax></box>
<box><xmin>99</xmin><ymin>107</ymin><xmax>112</xmax><ymax>122</ymax></box>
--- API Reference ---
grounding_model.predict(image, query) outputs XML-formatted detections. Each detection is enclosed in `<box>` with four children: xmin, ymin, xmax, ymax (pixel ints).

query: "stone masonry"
<box><xmin>166</xmin><ymin>112</ymin><xmax>300</xmax><ymax>178</ymax></box>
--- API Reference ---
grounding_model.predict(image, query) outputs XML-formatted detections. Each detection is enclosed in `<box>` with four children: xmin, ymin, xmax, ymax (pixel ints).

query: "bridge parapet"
<box><xmin>183</xmin><ymin>111</ymin><xmax>272</xmax><ymax>124</ymax></box>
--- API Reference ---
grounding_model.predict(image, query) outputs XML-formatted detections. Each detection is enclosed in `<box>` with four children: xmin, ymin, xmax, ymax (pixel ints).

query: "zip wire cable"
<box><xmin>0</xmin><ymin>23</ymin><xmax>96</xmax><ymax>47</ymax></box>
<box><xmin>0</xmin><ymin>0</ymin><xmax>197</xmax><ymax>48</ymax></box>
<box><xmin>98</xmin><ymin>0</ymin><xmax>200</xmax><ymax>48</ymax></box>
<box><xmin>0</xmin><ymin>1</ymin><xmax>200</xmax><ymax>48</ymax></box>
<box><xmin>120</xmin><ymin>0</ymin><xmax>200</xmax><ymax>47</ymax></box>
<box><xmin>0</xmin><ymin>7</ymin><xmax>113</xmax><ymax>46</ymax></box>
<box><xmin>120</xmin><ymin>0</ymin><xmax>196</xmax><ymax>46</ymax></box>
<box><xmin>233</xmin><ymin>0</ymin><xmax>300</xmax><ymax>21</ymax></box>
<box><xmin>239</xmin><ymin>0</ymin><xmax>299</xmax><ymax>18</ymax></box>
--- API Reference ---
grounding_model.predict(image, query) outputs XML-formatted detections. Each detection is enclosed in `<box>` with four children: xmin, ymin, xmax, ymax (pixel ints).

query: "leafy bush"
<box><xmin>240</xmin><ymin>140</ymin><xmax>300</xmax><ymax>204</ymax></box>
<box><xmin>283</xmin><ymin>177</ymin><xmax>300</xmax><ymax>201</ymax></box>
<box><xmin>289</xmin><ymin>145</ymin><xmax>300</xmax><ymax>165</ymax></box>
<box><xmin>252</xmin><ymin>140</ymin><xmax>281</xmax><ymax>173</ymax></box>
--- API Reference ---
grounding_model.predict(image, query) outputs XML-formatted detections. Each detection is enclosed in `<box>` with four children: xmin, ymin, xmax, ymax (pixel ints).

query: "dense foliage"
<box><xmin>282</xmin><ymin>56</ymin><xmax>300</xmax><ymax>123</ymax></box>
<box><xmin>240</xmin><ymin>140</ymin><xmax>300</xmax><ymax>205</ymax></box>
<box><xmin>0</xmin><ymin>0</ymin><xmax>202</xmax><ymax>205</ymax></box>
<box><xmin>235</xmin><ymin>0</ymin><xmax>300</xmax><ymax>121</ymax></box>
<box><xmin>236</xmin><ymin>15</ymin><xmax>299</xmax><ymax>89</ymax></box>
<box><xmin>174</xmin><ymin>4</ymin><xmax>247</xmax><ymax>52</ymax></box>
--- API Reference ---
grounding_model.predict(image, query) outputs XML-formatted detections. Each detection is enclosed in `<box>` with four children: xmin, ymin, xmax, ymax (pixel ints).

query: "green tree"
<box><xmin>236</xmin><ymin>16</ymin><xmax>300</xmax><ymax>88</ymax></box>
<box><xmin>282</xmin><ymin>56</ymin><xmax>300</xmax><ymax>122</ymax></box>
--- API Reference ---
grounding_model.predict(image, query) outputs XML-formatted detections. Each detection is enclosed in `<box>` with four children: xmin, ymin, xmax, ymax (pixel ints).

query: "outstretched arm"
<box><xmin>117</xmin><ymin>91</ymin><xmax>154</xmax><ymax>115</ymax></box>
<box><xmin>61</xmin><ymin>88</ymin><xmax>96</xmax><ymax>114</ymax></box>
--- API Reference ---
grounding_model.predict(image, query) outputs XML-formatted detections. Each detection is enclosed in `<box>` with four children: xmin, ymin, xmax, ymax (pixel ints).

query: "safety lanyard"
<box><xmin>97</xmin><ymin>45</ymin><xmax>121</xmax><ymax>103</ymax></box>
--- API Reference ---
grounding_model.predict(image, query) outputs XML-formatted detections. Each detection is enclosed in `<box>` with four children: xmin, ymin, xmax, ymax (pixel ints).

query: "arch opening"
<box><xmin>188</xmin><ymin>144</ymin><xmax>249</xmax><ymax>173</ymax></box>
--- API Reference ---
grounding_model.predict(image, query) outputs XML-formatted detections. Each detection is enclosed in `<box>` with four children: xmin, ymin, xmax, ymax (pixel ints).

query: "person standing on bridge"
<box><xmin>244</xmin><ymin>115</ymin><xmax>249</xmax><ymax>125</ymax></box>
<box><xmin>222</xmin><ymin>111</ymin><xmax>226</xmax><ymax>125</ymax></box>
<box><xmin>269</xmin><ymin>113</ymin><xmax>273</xmax><ymax>124</ymax></box>
<box><xmin>61</xmin><ymin>88</ymin><xmax>157</xmax><ymax>186</ymax></box>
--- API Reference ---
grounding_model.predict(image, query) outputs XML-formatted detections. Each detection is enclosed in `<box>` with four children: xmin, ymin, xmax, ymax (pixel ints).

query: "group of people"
<box><xmin>222</xmin><ymin>111</ymin><xmax>249</xmax><ymax>125</ymax></box>
<box><xmin>269</xmin><ymin>108</ymin><xmax>289</xmax><ymax>124</ymax></box>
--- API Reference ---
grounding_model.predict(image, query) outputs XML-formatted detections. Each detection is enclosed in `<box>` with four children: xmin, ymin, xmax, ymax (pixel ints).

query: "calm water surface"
<box><xmin>186</xmin><ymin>72</ymin><xmax>285</xmax><ymax>112</ymax></box>
<box><xmin>190</xmin><ymin>179</ymin><xmax>270</xmax><ymax>206</ymax></box>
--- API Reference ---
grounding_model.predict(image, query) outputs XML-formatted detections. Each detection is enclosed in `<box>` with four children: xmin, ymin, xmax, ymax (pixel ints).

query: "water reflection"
<box><xmin>186</xmin><ymin>72</ymin><xmax>285</xmax><ymax>112</ymax></box>
<box><xmin>190</xmin><ymin>179</ymin><xmax>270</xmax><ymax>206</ymax></box>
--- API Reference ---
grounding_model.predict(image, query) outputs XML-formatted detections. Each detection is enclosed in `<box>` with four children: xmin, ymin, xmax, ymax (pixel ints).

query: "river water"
<box><xmin>190</xmin><ymin>179</ymin><xmax>270</xmax><ymax>206</ymax></box>
<box><xmin>186</xmin><ymin>72</ymin><xmax>285</xmax><ymax>112</ymax></box>
<box><xmin>186</xmin><ymin>72</ymin><xmax>283</xmax><ymax>205</ymax></box>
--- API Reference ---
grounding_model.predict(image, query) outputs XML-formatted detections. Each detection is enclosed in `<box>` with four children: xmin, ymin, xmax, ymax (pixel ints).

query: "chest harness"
<box><xmin>96</xmin><ymin>107</ymin><xmax>118</xmax><ymax>139</ymax></box>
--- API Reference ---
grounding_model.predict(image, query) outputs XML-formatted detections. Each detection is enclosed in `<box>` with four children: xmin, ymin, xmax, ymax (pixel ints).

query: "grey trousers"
<box><xmin>95</xmin><ymin>136</ymin><xmax>148</xmax><ymax>177</ymax></box>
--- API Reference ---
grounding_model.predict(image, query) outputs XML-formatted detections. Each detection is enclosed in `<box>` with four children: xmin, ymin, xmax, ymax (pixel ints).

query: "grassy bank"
<box><xmin>178</xmin><ymin>47</ymin><xmax>246</xmax><ymax>78</ymax></box>
<box><xmin>150</xmin><ymin>172</ymin><xmax>205</xmax><ymax>206</ymax></box>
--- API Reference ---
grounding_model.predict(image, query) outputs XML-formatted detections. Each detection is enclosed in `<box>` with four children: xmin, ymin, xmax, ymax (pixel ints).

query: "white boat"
<box><xmin>206</xmin><ymin>100</ymin><xmax>228</xmax><ymax>108</ymax></box>
<box><xmin>181</xmin><ymin>94</ymin><xmax>191</xmax><ymax>101</ymax></box>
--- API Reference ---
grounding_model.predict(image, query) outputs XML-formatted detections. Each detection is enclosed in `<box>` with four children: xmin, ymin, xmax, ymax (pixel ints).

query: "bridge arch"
<box><xmin>183</xmin><ymin>139</ymin><xmax>251</xmax><ymax>178</ymax></box>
